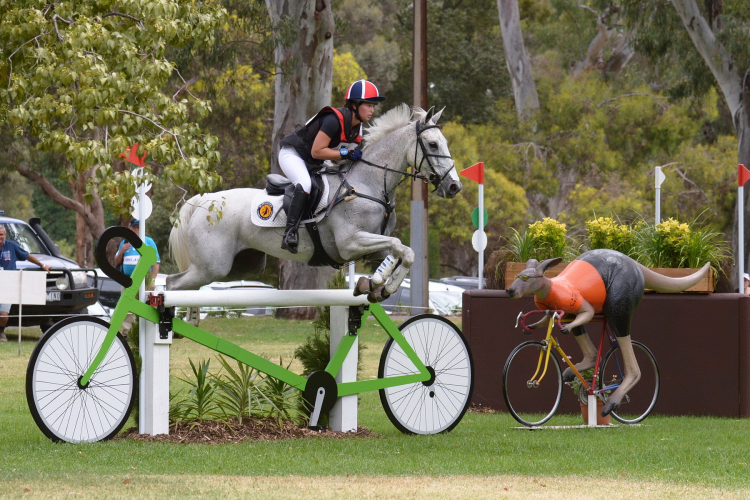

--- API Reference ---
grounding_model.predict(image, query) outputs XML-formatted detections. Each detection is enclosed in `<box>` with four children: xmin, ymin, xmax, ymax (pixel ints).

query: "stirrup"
<box><xmin>281</xmin><ymin>228</ymin><xmax>299</xmax><ymax>254</ymax></box>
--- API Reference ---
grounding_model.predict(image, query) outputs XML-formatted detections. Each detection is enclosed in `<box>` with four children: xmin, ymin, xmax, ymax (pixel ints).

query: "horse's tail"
<box><xmin>169</xmin><ymin>195</ymin><xmax>201</xmax><ymax>272</ymax></box>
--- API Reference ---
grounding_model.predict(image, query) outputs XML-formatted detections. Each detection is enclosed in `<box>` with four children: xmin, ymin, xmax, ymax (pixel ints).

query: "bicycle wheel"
<box><xmin>378</xmin><ymin>314</ymin><xmax>473</xmax><ymax>434</ymax></box>
<box><xmin>598</xmin><ymin>340</ymin><xmax>659</xmax><ymax>424</ymax></box>
<box><xmin>26</xmin><ymin>316</ymin><xmax>136</xmax><ymax>443</ymax></box>
<box><xmin>502</xmin><ymin>341</ymin><xmax>563</xmax><ymax>427</ymax></box>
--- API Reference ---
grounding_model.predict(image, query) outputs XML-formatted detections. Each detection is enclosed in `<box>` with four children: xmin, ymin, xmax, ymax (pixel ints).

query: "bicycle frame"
<box><xmin>519</xmin><ymin>309</ymin><xmax>620</xmax><ymax>401</ymax></box>
<box><xmin>80</xmin><ymin>229</ymin><xmax>432</xmax><ymax>395</ymax></box>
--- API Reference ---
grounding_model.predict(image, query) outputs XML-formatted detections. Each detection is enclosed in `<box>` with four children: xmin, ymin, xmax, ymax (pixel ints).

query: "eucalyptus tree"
<box><xmin>1</xmin><ymin>1</ymin><xmax>225</xmax><ymax>265</ymax></box>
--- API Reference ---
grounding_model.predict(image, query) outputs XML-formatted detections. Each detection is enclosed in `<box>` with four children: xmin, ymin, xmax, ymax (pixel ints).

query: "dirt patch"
<box><xmin>467</xmin><ymin>403</ymin><xmax>499</xmax><ymax>414</ymax></box>
<box><xmin>117</xmin><ymin>418</ymin><xmax>377</xmax><ymax>444</ymax></box>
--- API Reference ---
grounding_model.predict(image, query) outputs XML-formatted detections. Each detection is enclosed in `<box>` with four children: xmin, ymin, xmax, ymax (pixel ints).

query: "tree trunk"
<box><xmin>266</xmin><ymin>0</ymin><xmax>335</xmax><ymax>319</ymax></box>
<box><xmin>496</xmin><ymin>0</ymin><xmax>539</xmax><ymax>119</ymax></box>
<box><xmin>670</xmin><ymin>0</ymin><xmax>746</xmax><ymax>288</ymax></box>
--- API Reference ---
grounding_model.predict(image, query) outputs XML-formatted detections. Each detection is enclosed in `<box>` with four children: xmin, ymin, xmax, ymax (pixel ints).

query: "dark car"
<box><xmin>0</xmin><ymin>213</ymin><xmax>99</xmax><ymax>330</ymax></box>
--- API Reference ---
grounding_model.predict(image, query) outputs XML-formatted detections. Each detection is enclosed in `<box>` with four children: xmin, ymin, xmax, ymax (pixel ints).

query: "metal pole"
<box><xmin>411</xmin><ymin>0</ymin><xmax>429</xmax><ymax>315</ymax></box>
<box><xmin>654</xmin><ymin>166</ymin><xmax>665</xmax><ymax>225</ymax></box>
<box><xmin>740</xmin><ymin>184</ymin><xmax>744</xmax><ymax>294</ymax></box>
<box><xmin>478</xmin><ymin>184</ymin><xmax>484</xmax><ymax>290</ymax></box>
<box><xmin>349</xmin><ymin>262</ymin><xmax>355</xmax><ymax>290</ymax></box>
<box><xmin>17</xmin><ymin>269</ymin><xmax>22</xmax><ymax>356</ymax></box>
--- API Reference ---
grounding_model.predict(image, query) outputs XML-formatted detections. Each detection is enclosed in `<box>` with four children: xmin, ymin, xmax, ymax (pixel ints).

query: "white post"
<box><xmin>654</xmin><ymin>166</ymin><xmax>665</xmax><ymax>225</ymax></box>
<box><xmin>143</xmin><ymin>318</ymin><xmax>171</xmax><ymax>435</ymax></box>
<box><xmin>137</xmin><ymin>177</ymin><xmax>148</xmax><ymax>434</ymax></box>
<box><xmin>740</xmin><ymin>183</ymin><xmax>744</xmax><ymax>293</ymax></box>
<box><xmin>329</xmin><ymin>305</ymin><xmax>358</xmax><ymax>431</ymax></box>
<box><xmin>587</xmin><ymin>394</ymin><xmax>597</xmax><ymax>427</ymax></box>
<box><xmin>478</xmin><ymin>183</ymin><xmax>484</xmax><ymax>290</ymax></box>
<box><xmin>348</xmin><ymin>262</ymin><xmax>355</xmax><ymax>290</ymax></box>
<box><xmin>17</xmin><ymin>269</ymin><xmax>23</xmax><ymax>356</ymax></box>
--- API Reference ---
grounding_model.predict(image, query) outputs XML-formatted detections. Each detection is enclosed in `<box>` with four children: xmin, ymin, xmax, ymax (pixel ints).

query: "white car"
<box><xmin>182</xmin><ymin>280</ymin><xmax>277</xmax><ymax>319</ymax></box>
<box><xmin>345</xmin><ymin>274</ymin><xmax>463</xmax><ymax>315</ymax></box>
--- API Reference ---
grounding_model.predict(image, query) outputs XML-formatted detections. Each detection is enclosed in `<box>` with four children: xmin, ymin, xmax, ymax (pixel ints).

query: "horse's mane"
<box><xmin>363</xmin><ymin>104</ymin><xmax>427</xmax><ymax>149</ymax></box>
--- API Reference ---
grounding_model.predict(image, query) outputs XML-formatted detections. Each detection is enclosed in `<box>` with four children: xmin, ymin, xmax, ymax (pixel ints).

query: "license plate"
<box><xmin>46</xmin><ymin>292</ymin><xmax>61</xmax><ymax>302</ymax></box>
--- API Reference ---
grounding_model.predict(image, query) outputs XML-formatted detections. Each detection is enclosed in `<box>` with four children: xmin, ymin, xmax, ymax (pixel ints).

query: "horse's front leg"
<box><xmin>340</xmin><ymin>231</ymin><xmax>414</xmax><ymax>303</ymax></box>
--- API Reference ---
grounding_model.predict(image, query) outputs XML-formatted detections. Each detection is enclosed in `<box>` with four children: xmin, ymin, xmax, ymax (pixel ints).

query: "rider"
<box><xmin>276</xmin><ymin>79</ymin><xmax>385</xmax><ymax>253</ymax></box>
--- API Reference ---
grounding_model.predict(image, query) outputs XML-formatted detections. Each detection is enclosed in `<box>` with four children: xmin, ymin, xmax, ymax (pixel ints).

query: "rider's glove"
<box><xmin>339</xmin><ymin>147</ymin><xmax>362</xmax><ymax>161</ymax></box>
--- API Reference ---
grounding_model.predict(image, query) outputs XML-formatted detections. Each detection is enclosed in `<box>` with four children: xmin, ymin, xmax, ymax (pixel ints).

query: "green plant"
<box><xmin>175</xmin><ymin>358</ymin><xmax>220</xmax><ymax>422</ymax></box>
<box><xmin>585</xmin><ymin>216</ymin><xmax>638</xmax><ymax>256</ymax></box>
<box><xmin>504</xmin><ymin>217</ymin><xmax>576</xmax><ymax>263</ymax></box>
<box><xmin>567</xmin><ymin>367</ymin><xmax>595</xmax><ymax>404</ymax></box>
<box><xmin>256</xmin><ymin>358</ymin><xmax>309</xmax><ymax>428</ymax></box>
<box><xmin>211</xmin><ymin>355</ymin><xmax>264</xmax><ymax>424</ymax></box>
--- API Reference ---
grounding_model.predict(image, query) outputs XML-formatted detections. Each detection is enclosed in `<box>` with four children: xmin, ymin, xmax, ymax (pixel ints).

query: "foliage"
<box><xmin>332</xmin><ymin>50</ymin><xmax>368</xmax><ymax>104</ymax></box>
<box><xmin>505</xmin><ymin>217</ymin><xmax>575</xmax><ymax>263</ymax></box>
<box><xmin>171</xmin><ymin>356</ymin><xmax>308</xmax><ymax>427</ymax></box>
<box><xmin>566</xmin><ymin>367</ymin><xmax>594</xmax><ymax>402</ymax></box>
<box><xmin>0</xmin><ymin>1</ymin><xmax>225</xmax><ymax>212</ymax></box>
<box><xmin>585</xmin><ymin>217</ymin><xmax>638</xmax><ymax>257</ymax></box>
<box><xmin>632</xmin><ymin>217</ymin><xmax>731</xmax><ymax>274</ymax></box>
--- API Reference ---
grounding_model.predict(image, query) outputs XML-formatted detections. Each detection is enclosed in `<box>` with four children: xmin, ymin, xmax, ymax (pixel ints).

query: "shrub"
<box><xmin>585</xmin><ymin>217</ymin><xmax>637</xmax><ymax>257</ymax></box>
<box><xmin>504</xmin><ymin>217</ymin><xmax>576</xmax><ymax>263</ymax></box>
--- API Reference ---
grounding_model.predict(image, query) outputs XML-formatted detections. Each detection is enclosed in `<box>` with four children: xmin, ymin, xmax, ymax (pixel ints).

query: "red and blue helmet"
<box><xmin>345</xmin><ymin>80</ymin><xmax>385</xmax><ymax>104</ymax></box>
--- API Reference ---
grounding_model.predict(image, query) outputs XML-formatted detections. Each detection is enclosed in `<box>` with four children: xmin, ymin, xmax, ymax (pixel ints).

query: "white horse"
<box><xmin>167</xmin><ymin>105</ymin><xmax>461</xmax><ymax>299</ymax></box>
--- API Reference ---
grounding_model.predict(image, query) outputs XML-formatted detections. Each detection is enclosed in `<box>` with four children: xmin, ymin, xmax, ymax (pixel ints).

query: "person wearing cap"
<box><xmin>276</xmin><ymin>79</ymin><xmax>386</xmax><ymax>254</ymax></box>
<box><xmin>114</xmin><ymin>219</ymin><xmax>160</xmax><ymax>335</ymax></box>
<box><xmin>0</xmin><ymin>225</ymin><xmax>52</xmax><ymax>342</ymax></box>
<box><xmin>115</xmin><ymin>219</ymin><xmax>160</xmax><ymax>281</ymax></box>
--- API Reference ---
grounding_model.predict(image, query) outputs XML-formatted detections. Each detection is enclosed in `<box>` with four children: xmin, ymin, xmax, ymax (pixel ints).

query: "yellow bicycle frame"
<box><xmin>527</xmin><ymin>312</ymin><xmax>590</xmax><ymax>392</ymax></box>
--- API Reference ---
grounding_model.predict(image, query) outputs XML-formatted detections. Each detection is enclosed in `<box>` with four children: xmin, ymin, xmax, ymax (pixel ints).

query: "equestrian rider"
<box><xmin>277</xmin><ymin>79</ymin><xmax>385</xmax><ymax>253</ymax></box>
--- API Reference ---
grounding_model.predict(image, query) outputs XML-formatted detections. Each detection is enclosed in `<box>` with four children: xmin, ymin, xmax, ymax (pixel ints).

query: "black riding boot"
<box><xmin>281</xmin><ymin>184</ymin><xmax>309</xmax><ymax>254</ymax></box>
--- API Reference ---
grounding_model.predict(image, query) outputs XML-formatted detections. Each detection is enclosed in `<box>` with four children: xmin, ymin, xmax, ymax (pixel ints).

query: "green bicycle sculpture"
<box><xmin>25</xmin><ymin>227</ymin><xmax>474</xmax><ymax>443</ymax></box>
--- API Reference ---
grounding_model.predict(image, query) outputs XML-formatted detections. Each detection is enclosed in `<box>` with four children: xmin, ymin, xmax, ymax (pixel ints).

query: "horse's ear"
<box><xmin>431</xmin><ymin>107</ymin><xmax>445</xmax><ymax>124</ymax></box>
<box><xmin>539</xmin><ymin>257</ymin><xmax>563</xmax><ymax>275</ymax></box>
<box><xmin>425</xmin><ymin>107</ymin><xmax>435</xmax><ymax>123</ymax></box>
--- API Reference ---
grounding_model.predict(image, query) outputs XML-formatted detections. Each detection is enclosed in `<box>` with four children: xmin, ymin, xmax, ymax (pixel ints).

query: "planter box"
<box><xmin>505</xmin><ymin>262</ymin><xmax>714</xmax><ymax>293</ymax></box>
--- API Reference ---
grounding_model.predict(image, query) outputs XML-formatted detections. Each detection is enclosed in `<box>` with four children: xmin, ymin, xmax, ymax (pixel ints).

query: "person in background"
<box><xmin>0</xmin><ymin>225</ymin><xmax>52</xmax><ymax>342</ymax></box>
<box><xmin>114</xmin><ymin>219</ymin><xmax>160</xmax><ymax>334</ymax></box>
<box><xmin>744</xmin><ymin>273</ymin><xmax>749</xmax><ymax>295</ymax></box>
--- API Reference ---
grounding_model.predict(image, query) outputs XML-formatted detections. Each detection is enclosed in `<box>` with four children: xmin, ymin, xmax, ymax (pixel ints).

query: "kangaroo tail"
<box><xmin>637</xmin><ymin>262</ymin><xmax>711</xmax><ymax>292</ymax></box>
<box><xmin>169</xmin><ymin>195</ymin><xmax>201</xmax><ymax>272</ymax></box>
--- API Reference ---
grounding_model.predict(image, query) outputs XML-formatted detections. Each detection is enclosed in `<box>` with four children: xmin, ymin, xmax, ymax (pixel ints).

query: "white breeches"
<box><xmin>279</xmin><ymin>147</ymin><xmax>311</xmax><ymax>193</ymax></box>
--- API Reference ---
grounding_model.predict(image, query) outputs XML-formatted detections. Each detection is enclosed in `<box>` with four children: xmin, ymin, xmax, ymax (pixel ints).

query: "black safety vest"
<box><xmin>279</xmin><ymin>107</ymin><xmax>363</xmax><ymax>165</ymax></box>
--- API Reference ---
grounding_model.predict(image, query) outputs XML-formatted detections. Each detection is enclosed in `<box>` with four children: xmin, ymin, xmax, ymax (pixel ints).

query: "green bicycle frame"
<box><xmin>81</xmin><ymin>238</ymin><xmax>431</xmax><ymax>394</ymax></box>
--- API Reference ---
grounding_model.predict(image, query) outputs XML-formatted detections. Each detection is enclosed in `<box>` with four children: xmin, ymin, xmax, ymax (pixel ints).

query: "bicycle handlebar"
<box><xmin>517</xmin><ymin>309</ymin><xmax>565</xmax><ymax>333</ymax></box>
<box><xmin>95</xmin><ymin>226</ymin><xmax>145</xmax><ymax>289</ymax></box>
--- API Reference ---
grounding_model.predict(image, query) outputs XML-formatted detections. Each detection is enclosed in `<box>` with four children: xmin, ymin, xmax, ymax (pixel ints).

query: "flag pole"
<box><xmin>738</xmin><ymin>164</ymin><xmax>750</xmax><ymax>292</ymax></box>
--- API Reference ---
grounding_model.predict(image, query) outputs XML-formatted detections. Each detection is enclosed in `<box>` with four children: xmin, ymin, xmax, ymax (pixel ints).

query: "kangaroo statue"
<box><xmin>507</xmin><ymin>248</ymin><xmax>710</xmax><ymax>417</ymax></box>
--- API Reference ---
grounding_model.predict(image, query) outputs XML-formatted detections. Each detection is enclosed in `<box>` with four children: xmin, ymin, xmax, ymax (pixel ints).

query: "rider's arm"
<box><xmin>311</xmin><ymin>114</ymin><xmax>348</xmax><ymax>161</ymax></box>
<box><xmin>564</xmin><ymin>299</ymin><xmax>595</xmax><ymax>331</ymax></box>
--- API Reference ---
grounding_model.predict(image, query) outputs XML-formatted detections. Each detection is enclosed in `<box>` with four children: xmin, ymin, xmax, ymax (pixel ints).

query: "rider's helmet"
<box><xmin>345</xmin><ymin>80</ymin><xmax>386</xmax><ymax>104</ymax></box>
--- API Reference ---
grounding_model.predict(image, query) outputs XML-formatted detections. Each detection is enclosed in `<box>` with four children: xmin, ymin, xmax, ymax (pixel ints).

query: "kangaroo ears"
<box><xmin>538</xmin><ymin>257</ymin><xmax>563</xmax><ymax>275</ymax></box>
<box><xmin>524</xmin><ymin>258</ymin><xmax>540</xmax><ymax>270</ymax></box>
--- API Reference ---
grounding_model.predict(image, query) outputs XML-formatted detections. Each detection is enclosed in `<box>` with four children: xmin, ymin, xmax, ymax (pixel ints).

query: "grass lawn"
<box><xmin>1</xmin><ymin>315</ymin><xmax>749</xmax><ymax>499</ymax></box>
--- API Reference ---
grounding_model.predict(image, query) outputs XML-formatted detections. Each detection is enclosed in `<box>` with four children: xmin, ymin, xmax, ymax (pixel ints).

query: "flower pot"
<box><xmin>580</xmin><ymin>399</ymin><xmax>611</xmax><ymax>426</ymax></box>
<box><xmin>504</xmin><ymin>263</ymin><xmax>714</xmax><ymax>293</ymax></box>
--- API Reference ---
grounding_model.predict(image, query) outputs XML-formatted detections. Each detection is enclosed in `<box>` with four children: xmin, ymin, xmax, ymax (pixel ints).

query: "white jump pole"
<box><xmin>329</xmin><ymin>306</ymin><xmax>358</xmax><ymax>432</ymax></box>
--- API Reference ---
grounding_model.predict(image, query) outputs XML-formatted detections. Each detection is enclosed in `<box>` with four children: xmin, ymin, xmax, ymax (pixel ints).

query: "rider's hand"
<box><xmin>350</xmin><ymin>148</ymin><xmax>362</xmax><ymax>161</ymax></box>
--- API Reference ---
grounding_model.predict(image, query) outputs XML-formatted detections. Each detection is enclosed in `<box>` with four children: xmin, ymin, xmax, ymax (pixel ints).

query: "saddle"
<box><xmin>265</xmin><ymin>170</ymin><xmax>339</xmax><ymax>268</ymax></box>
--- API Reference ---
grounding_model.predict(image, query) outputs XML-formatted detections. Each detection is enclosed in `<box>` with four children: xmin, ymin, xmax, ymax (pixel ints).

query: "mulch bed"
<box><xmin>117</xmin><ymin>418</ymin><xmax>377</xmax><ymax>444</ymax></box>
<box><xmin>467</xmin><ymin>403</ymin><xmax>499</xmax><ymax>414</ymax></box>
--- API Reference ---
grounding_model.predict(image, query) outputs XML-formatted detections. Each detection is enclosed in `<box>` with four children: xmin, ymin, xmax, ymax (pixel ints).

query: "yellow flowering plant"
<box><xmin>505</xmin><ymin>217</ymin><xmax>575</xmax><ymax>262</ymax></box>
<box><xmin>585</xmin><ymin>217</ymin><xmax>637</xmax><ymax>257</ymax></box>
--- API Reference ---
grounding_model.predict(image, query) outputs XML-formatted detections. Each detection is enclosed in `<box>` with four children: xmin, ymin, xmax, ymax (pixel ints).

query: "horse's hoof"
<box><xmin>353</xmin><ymin>277</ymin><xmax>372</xmax><ymax>297</ymax></box>
<box><xmin>367</xmin><ymin>286</ymin><xmax>389</xmax><ymax>303</ymax></box>
<box><xmin>602</xmin><ymin>400</ymin><xmax>619</xmax><ymax>417</ymax></box>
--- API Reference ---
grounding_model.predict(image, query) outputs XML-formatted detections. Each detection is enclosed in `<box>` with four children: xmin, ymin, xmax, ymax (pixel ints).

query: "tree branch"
<box><xmin>16</xmin><ymin>163</ymin><xmax>82</xmax><ymax>213</ymax></box>
<box><xmin>51</xmin><ymin>14</ymin><xmax>74</xmax><ymax>43</ymax></box>
<box><xmin>117</xmin><ymin>110</ymin><xmax>186</xmax><ymax>159</ymax></box>
<box><xmin>7</xmin><ymin>31</ymin><xmax>52</xmax><ymax>88</ymax></box>
<box><xmin>101</xmin><ymin>11</ymin><xmax>146</xmax><ymax>31</ymax></box>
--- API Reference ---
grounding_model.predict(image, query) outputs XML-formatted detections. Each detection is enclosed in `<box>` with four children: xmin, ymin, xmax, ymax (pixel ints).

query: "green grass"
<box><xmin>1</xmin><ymin>317</ymin><xmax>749</xmax><ymax>493</ymax></box>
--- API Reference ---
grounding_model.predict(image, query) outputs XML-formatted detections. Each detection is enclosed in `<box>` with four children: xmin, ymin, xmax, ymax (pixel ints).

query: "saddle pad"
<box><xmin>250</xmin><ymin>175</ymin><xmax>331</xmax><ymax>228</ymax></box>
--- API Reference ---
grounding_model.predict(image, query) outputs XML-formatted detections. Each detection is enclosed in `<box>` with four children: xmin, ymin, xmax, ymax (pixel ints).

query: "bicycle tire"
<box><xmin>26</xmin><ymin>316</ymin><xmax>136</xmax><ymax>443</ymax></box>
<box><xmin>597</xmin><ymin>340</ymin><xmax>659</xmax><ymax>424</ymax></box>
<box><xmin>378</xmin><ymin>314</ymin><xmax>473</xmax><ymax>434</ymax></box>
<box><xmin>503</xmin><ymin>341</ymin><xmax>563</xmax><ymax>427</ymax></box>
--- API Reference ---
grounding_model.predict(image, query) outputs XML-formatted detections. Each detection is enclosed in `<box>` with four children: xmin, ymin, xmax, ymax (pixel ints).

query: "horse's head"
<box><xmin>413</xmin><ymin>108</ymin><xmax>462</xmax><ymax>199</ymax></box>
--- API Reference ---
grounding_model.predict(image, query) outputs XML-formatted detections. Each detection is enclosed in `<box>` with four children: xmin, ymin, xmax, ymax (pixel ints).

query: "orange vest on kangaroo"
<box><xmin>535</xmin><ymin>260</ymin><xmax>607</xmax><ymax>314</ymax></box>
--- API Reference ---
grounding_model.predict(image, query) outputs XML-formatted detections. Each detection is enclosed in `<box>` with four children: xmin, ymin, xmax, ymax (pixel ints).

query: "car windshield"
<box><xmin>1</xmin><ymin>223</ymin><xmax>47</xmax><ymax>254</ymax></box>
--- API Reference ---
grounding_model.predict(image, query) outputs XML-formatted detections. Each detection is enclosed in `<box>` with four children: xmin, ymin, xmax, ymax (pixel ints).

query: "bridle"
<box><xmin>413</xmin><ymin>120</ymin><xmax>456</xmax><ymax>192</ymax></box>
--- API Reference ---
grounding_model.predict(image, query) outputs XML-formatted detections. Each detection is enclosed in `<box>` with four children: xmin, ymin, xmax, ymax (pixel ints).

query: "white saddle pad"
<box><xmin>250</xmin><ymin>176</ymin><xmax>331</xmax><ymax>228</ymax></box>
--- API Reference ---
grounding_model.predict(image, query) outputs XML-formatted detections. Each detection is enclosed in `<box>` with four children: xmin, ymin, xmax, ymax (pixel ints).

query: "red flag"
<box><xmin>119</xmin><ymin>142</ymin><xmax>147</xmax><ymax>166</ymax></box>
<box><xmin>460</xmin><ymin>162</ymin><xmax>484</xmax><ymax>184</ymax></box>
<box><xmin>740</xmin><ymin>164</ymin><xmax>750</xmax><ymax>187</ymax></box>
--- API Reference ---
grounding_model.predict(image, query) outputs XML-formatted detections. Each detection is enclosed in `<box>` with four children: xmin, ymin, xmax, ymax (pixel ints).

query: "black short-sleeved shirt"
<box><xmin>318</xmin><ymin>113</ymin><xmax>342</xmax><ymax>142</ymax></box>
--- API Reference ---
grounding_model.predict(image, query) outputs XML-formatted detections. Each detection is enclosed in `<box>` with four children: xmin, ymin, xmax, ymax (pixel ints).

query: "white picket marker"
<box><xmin>654</xmin><ymin>166</ymin><xmax>666</xmax><ymax>225</ymax></box>
<box><xmin>588</xmin><ymin>395</ymin><xmax>597</xmax><ymax>427</ymax></box>
<box><xmin>0</xmin><ymin>270</ymin><xmax>46</xmax><ymax>356</ymax></box>
<box><xmin>329</xmin><ymin>305</ymin><xmax>358</xmax><ymax>432</ymax></box>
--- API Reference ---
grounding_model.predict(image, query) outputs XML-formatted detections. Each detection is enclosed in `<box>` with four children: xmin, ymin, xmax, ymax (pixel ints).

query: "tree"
<box><xmin>1</xmin><ymin>1</ymin><xmax>224</xmax><ymax>265</ymax></box>
<box><xmin>265</xmin><ymin>0</ymin><xmax>336</xmax><ymax>318</ymax></box>
<box><xmin>497</xmin><ymin>0</ymin><xmax>540</xmax><ymax>119</ymax></box>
